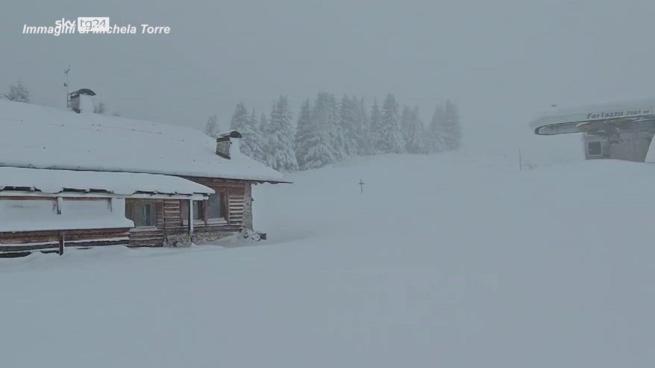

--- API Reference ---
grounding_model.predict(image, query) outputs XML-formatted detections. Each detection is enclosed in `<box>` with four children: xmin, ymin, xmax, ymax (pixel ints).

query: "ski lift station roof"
<box><xmin>530</xmin><ymin>99</ymin><xmax>655</xmax><ymax>136</ymax></box>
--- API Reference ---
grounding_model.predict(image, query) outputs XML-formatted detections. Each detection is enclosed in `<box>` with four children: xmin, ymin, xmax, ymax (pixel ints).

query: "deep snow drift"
<box><xmin>2</xmin><ymin>153</ymin><xmax>655</xmax><ymax>367</ymax></box>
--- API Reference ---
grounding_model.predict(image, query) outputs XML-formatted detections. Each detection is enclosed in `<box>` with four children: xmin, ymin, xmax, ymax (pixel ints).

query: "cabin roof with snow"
<box><xmin>0</xmin><ymin>100</ymin><xmax>285</xmax><ymax>183</ymax></box>
<box><xmin>0</xmin><ymin>167</ymin><xmax>213</xmax><ymax>199</ymax></box>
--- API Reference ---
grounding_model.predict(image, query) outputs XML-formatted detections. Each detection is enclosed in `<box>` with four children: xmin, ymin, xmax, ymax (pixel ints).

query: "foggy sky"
<box><xmin>2</xmin><ymin>0</ymin><xmax>655</xmax><ymax>158</ymax></box>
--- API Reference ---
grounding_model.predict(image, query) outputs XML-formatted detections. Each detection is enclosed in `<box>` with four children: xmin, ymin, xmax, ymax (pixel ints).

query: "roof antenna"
<box><xmin>64</xmin><ymin>65</ymin><xmax>71</xmax><ymax>108</ymax></box>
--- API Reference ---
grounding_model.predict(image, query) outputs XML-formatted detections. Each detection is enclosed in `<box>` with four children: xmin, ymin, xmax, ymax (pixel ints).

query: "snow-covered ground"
<box><xmin>2</xmin><ymin>153</ymin><xmax>655</xmax><ymax>367</ymax></box>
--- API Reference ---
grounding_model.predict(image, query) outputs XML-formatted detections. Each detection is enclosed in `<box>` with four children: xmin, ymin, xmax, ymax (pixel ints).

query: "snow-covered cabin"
<box><xmin>0</xmin><ymin>100</ymin><xmax>285</xmax><ymax>254</ymax></box>
<box><xmin>531</xmin><ymin>99</ymin><xmax>655</xmax><ymax>161</ymax></box>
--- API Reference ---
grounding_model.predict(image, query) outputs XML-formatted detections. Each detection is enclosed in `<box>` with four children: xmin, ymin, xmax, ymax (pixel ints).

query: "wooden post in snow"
<box><xmin>58</xmin><ymin>232</ymin><xmax>65</xmax><ymax>255</ymax></box>
<box><xmin>188</xmin><ymin>199</ymin><xmax>194</xmax><ymax>236</ymax></box>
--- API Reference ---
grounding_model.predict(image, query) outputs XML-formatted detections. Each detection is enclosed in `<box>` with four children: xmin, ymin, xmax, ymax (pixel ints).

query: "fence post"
<box><xmin>58</xmin><ymin>232</ymin><xmax>65</xmax><ymax>255</ymax></box>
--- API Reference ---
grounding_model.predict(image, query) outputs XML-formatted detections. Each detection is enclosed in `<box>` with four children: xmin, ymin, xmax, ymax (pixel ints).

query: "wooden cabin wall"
<box><xmin>184</xmin><ymin>177</ymin><xmax>254</xmax><ymax>230</ymax></box>
<box><xmin>0</xmin><ymin>179</ymin><xmax>256</xmax><ymax>252</ymax></box>
<box><xmin>125</xmin><ymin>198</ymin><xmax>186</xmax><ymax>247</ymax></box>
<box><xmin>124</xmin><ymin>188</ymin><xmax>250</xmax><ymax>248</ymax></box>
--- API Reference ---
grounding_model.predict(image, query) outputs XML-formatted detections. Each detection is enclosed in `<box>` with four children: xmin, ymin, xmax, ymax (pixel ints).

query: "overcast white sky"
<box><xmin>2</xmin><ymin>0</ymin><xmax>655</xmax><ymax>156</ymax></box>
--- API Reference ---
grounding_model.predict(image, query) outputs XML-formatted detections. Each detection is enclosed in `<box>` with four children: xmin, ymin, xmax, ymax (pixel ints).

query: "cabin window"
<box><xmin>192</xmin><ymin>193</ymin><xmax>226</xmax><ymax>223</ymax></box>
<box><xmin>207</xmin><ymin>193</ymin><xmax>226</xmax><ymax>219</ymax></box>
<box><xmin>126</xmin><ymin>200</ymin><xmax>157</xmax><ymax>227</ymax></box>
<box><xmin>193</xmin><ymin>201</ymin><xmax>205</xmax><ymax>220</ymax></box>
<box><xmin>588</xmin><ymin>141</ymin><xmax>602</xmax><ymax>156</ymax></box>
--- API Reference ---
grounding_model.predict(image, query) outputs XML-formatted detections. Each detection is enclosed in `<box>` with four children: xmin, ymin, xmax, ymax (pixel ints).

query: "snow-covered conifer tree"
<box><xmin>375</xmin><ymin>94</ymin><xmax>405</xmax><ymax>153</ymax></box>
<box><xmin>353</xmin><ymin>98</ymin><xmax>371</xmax><ymax>155</ymax></box>
<box><xmin>401</xmin><ymin>106</ymin><xmax>427</xmax><ymax>153</ymax></box>
<box><xmin>338</xmin><ymin>95</ymin><xmax>359</xmax><ymax>157</ymax></box>
<box><xmin>204</xmin><ymin>114</ymin><xmax>220</xmax><ymax>137</ymax></box>
<box><xmin>229</xmin><ymin>103</ymin><xmax>248</xmax><ymax>132</ymax></box>
<box><xmin>441</xmin><ymin>100</ymin><xmax>462</xmax><ymax>151</ymax></box>
<box><xmin>429</xmin><ymin>100</ymin><xmax>461</xmax><ymax>152</ymax></box>
<box><xmin>257</xmin><ymin>111</ymin><xmax>271</xmax><ymax>163</ymax></box>
<box><xmin>5</xmin><ymin>81</ymin><xmax>30</xmax><ymax>103</ymax></box>
<box><xmin>266</xmin><ymin>96</ymin><xmax>298</xmax><ymax>171</ymax></box>
<box><xmin>295</xmin><ymin>97</ymin><xmax>335</xmax><ymax>170</ymax></box>
<box><xmin>258</xmin><ymin>112</ymin><xmax>269</xmax><ymax>136</ymax></box>
<box><xmin>317</xmin><ymin>93</ymin><xmax>343</xmax><ymax>161</ymax></box>
<box><xmin>369</xmin><ymin>100</ymin><xmax>382</xmax><ymax>154</ymax></box>
<box><xmin>230</xmin><ymin>103</ymin><xmax>267</xmax><ymax>163</ymax></box>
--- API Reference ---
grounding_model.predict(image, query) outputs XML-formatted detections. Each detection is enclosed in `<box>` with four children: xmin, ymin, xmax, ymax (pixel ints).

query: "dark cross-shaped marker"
<box><xmin>359</xmin><ymin>179</ymin><xmax>365</xmax><ymax>194</ymax></box>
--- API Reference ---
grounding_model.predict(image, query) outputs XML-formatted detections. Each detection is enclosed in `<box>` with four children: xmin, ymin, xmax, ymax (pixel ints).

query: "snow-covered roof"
<box><xmin>531</xmin><ymin>99</ymin><xmax>655</xmax><ymax>135</ymax></box>
<box><xmin>0</xmin><ymin>100</ymin><xmax>285</xmax><ymax>182</ymax></box>
<box><xmin>0</xmin><ymin>167</ymin><xmax>213</xmax><ymax>198</ymax></box>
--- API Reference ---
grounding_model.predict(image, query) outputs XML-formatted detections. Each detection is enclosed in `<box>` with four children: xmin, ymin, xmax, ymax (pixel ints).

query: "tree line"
<box><xmin>207</xmin><ymin>92</ymin><xmax>462</xmax><ymax>171</ymax></box>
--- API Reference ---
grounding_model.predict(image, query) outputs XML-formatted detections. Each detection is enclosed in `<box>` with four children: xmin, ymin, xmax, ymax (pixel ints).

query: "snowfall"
<box><xmin>2</xmin><ymin>152</ymin><xmax>655</xmax><ymax>367</ymax></box>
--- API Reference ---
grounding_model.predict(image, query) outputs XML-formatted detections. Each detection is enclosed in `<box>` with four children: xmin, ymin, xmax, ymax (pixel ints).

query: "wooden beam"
<box><xmin>188</xmin><ymin>199</ymin><xmax>194</xmax><ymax>236</ymax></box>
<box><xmin>58</xmin><ymin>232</ymin><xmax>65</xmax><ymax>255</ymax></box>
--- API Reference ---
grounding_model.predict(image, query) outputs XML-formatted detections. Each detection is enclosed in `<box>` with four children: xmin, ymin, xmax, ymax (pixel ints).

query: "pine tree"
<box><xmin>375</xmin><ymin>94</ymin><xmax>405</xmax><ymax>153</ymax></box>
<box><xmin>428</xmin><ymin>105</ymin><xmax>443</xmax><ymax>152</ymax></box>
<box><xmin>354</xmin><ymin>98</ymin><xmax>372</xmax><ymax>155</ymax></box>
<box><xmin>5</xmin><ymin>81</ymin><xmax>30</xmax><ymax>103</ymax></box>
<box><xmin>338</xmin><ymin>95</ymin><xmax>359</xmax><ymax>157</ymax></box>
<box><xmin>369</xmin><ymin>100</ymin><xmax>382</xmax><ymax>154</ymax></box>
<box><xmin>294</xmin><ymin>99</ymin><xmax>312</xmax><ymax>168</ymax></box>
<box><xmin>321</xmin><ymin>93</ymin><xmax>343</xmax><ymax>161</ymax></box>
<box><xmin>259</xmin><ymin>112</ymin><xmax>269</xmax><ymax>135</ymax></box>
<box><xmin>257</xmin><ymin>111</ymin><xmax>271</xmax><ymax>163</ymax></box>
<box><xmin>204</xmin><ymin>114</ymin><xmax>220</xmax><ymax>137</ymax></box>
<box><xmin>429</xmin><ymin>100</ymin><xmax>462</xmax><ymax>152</ymax></box>
<box><xmin>442</xmin><ymin>100</ymin><xmax>462</xmax><ymax>151</ymax></box>
<box><xmin>401</xmin><ymin>106</ymin><xmax>427</xmax><ymax>153</ymax></box>
<box><xmin>267</xmin><ymin>96</ymin><xmax>298</xmax><ymax>171</ymax></box>
<box><xmin>230</xmin><ymin>103</ymin><xmax>267</xmax><ymax>163</ymax></box>
<box><xmin>295</xmin><ymin>99</ymin><xmax>327</xmax><ymax>169</ymax></box>
<box><xmin>295</xmin><ymin>96</ymin><xmax>335</xmax><ymax>170</ymax></box>
<box><xmin>400</xmin><ymin>106</ymin><xmax>413</xmax><ymax>146</ymax></box>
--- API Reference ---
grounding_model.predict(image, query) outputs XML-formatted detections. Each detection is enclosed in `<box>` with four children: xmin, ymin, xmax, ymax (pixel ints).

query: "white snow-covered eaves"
<box><xmin>530</xmin><ymin>98</ymin><xmax>655</xmax><ymax>129</ymax></box>
<box><xmin>0</xmin><ymin>100</ymin><xmax>287</xmax><ymax>183</ymax></box>
<box><xmin>0</xmin><ymin>167</ymin><xmax>214</xmax><ymax>199</ymax></box>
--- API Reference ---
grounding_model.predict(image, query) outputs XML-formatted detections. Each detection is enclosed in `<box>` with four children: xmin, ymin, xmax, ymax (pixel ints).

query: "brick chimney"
<box><xmin>216</xmin><ymin>130</ymin><xmax>242</xmax><ymax>159</ymax></box>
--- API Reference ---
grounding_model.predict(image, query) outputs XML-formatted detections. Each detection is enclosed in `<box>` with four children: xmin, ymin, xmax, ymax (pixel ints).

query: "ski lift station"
<box><xmin>531</xmin><ymin>100</ymin><xmax>655</xmax><ymax>162</ymax></box>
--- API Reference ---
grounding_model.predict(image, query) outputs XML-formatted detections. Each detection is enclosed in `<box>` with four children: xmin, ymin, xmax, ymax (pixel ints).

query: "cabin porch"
<box><xmin>125</xmin><ymin>179</ymin><xmax>253</xmax><ymax>247</ymax></box>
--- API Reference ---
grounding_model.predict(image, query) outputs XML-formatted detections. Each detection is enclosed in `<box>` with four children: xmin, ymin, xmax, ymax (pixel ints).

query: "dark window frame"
<box><xmin>588</xmin><ymin>141</ymin><xmax>602</xmax><ymax>156</ymax></box>
<box><xmin>192</xmin><ymin>192</ymin><xmax>227</xmax><ymax>224</ymax></box>
<box><xmin>126</xmin><ymin>200</ymin><xmax>157</xmax><ymax>227</ymax></box>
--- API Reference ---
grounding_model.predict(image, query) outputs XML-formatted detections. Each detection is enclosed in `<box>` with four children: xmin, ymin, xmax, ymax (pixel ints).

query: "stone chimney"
<box><xmin>216</xmin><ymin>130</ymin><xmax>243</xmax><ymax>159</ymax></box>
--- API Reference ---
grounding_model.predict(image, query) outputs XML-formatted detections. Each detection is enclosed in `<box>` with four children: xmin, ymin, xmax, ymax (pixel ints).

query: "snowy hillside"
<box><xmin>2</xmin><ymin>153</ymin><xmax>655</xmax><ymax>367</ymax></box>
